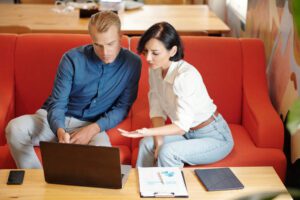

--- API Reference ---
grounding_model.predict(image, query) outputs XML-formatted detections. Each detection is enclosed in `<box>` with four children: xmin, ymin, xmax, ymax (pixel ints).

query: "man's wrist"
<box><xmin>57</xmin><ymin>128</ymin><xmax>65</xmax><ymax>135</ymax></box>
<box><xmin>91</xmin><ymin>123</ymin><xmax>101</xmax><ymax>132</ymax></box>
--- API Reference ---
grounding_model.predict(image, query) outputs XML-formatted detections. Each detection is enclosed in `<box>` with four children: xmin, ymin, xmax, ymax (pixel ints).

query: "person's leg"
<box><xmin>136</xmin><ymin>135</ymin><xmax>185</xmax><ymax>167</ymax></box>
<box><xmin>157</xmin><ymin>115</ymin><xmax>234</xmax><ymax>167</ymax></box>
<box><xmin>65</xmin><ymin>117</ymin><xmax>111</xmax><ymax>147</ymax></box>
<box><xmin>136</xmin><ymin>137</ymin><xmax>154</xmax><ymax>167</ymax></box>
<box><xmin>89</xmin><ymin>131</ymin><xmax>111</xmax><ymax>146</ymax></box>
<box><xmin>5</xmin><ymin>109</ymin><xmax>56</xmax><ymax>169</ymax></box>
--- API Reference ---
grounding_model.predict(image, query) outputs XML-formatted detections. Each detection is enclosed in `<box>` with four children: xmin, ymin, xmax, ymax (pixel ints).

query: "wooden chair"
<box><xmin>0</xmin><ymin>26</ymin><xmax>31</xmax><ymax>34</ymax></box>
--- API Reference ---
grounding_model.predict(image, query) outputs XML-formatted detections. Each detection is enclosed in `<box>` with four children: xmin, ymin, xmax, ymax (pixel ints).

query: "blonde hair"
<box><xmin>88</xmin><ymin>11</ymin><xmax>121</xmax><ymax>33</ymax></box>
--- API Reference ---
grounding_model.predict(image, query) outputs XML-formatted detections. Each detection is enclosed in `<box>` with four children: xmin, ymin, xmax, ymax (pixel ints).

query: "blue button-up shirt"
<box><xmin>42</xmin><ymin>45</ymin><xmax>141</xmax><ymax>135</ymax></box>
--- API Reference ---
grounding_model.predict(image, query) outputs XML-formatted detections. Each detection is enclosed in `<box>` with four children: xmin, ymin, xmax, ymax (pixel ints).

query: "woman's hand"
<box><xmin>118</xmin><ymin>128</ymin><xmax>148</xmax><ymax>138</ymax></box>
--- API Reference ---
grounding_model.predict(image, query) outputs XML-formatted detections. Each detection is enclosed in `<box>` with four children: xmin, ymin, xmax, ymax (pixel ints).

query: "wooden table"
<box><xmin>0</xmin><ymin>4</ymin><xmax>229</xmax><ymax>35</ymax></box>
<box><xmin>0</xmin><ymin>167</ymin><xmax>292</xmax><ymax>200</ymax></box>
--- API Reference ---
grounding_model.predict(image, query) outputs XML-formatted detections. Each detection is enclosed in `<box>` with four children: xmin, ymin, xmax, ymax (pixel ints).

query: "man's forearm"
<box><xmin>96</xmin><ymin>106</ymin><xmax>129</xmax><ymax>132</ymax></box>
<box><xmin>47</xmin><ymin>109</ymin><xmax>66</xmax><ymax>135</ymax></box>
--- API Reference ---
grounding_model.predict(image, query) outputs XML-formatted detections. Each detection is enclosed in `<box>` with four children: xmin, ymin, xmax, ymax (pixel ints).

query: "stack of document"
<box><xmin>138</xmin><ymin>167</ymin><xmax>188</xmax><ymax>198</ymax></box>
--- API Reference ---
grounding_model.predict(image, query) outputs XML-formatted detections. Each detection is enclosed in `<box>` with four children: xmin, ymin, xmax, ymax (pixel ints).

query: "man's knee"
<box><xmin>5</xmin><ymin>117</ymin><xmax>28</xmax><ymax>143</ymax></box>
<box><xmin>6</xmin><ymin>118</ymin><xmax>19</xmax><ymax>141</ymax></box>
<box><xmin>90</xmin><ymin>131</ymin><xmax>111</xmax><ymax>146</ymax></box>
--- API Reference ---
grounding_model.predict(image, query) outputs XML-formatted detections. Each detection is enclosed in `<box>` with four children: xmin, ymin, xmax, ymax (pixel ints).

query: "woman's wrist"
<box><xmin>137</xmin><ymin>128</ymin><xmax>150</xmax><ymax>136</ymax></box>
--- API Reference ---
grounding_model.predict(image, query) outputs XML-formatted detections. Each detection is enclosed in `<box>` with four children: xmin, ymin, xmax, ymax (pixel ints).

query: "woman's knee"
<box><xmin>139</xmin><ymin>137</ymin><xmax>154</xmax><ymax>150</ymax></box>
<box><xmin>158</xmin><ymin>144</ymin><xmax>174</xmax><ymax>158</ymax></box>
<box><xmin>157</xmin><ymin>143</ymin><xmax>182</xmax><ymax>167</ymax></box>
<box><xmin>226</xmin><ymin>140</ymin><xmax>234</xmax><ymax>155</ymax></box>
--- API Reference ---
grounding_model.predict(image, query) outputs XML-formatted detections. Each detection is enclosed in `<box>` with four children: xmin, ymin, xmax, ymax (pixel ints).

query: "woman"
<box><xmin>119</xmin><ymin>22</ymin><xmax>234</xmax><ymax>167</ymax></box>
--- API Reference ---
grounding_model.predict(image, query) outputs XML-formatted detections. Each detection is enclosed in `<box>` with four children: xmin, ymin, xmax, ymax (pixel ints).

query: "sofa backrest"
<box><xmin>182</xmin><ymin>36</ymin><xmax>243</xmax><ymax>123</ymax></box>
<box><xmin>0</xmin><ymin>34</ymin><xmax>17</xmax><ymax>145</ymax></box>
<box><xmin>14</xmin><ymin>34</ymin><xmax>90</xmax><ymax>116</ymax></box>
<box><xmin>129</xmin><ymin>37</ymin><xmax>151</xmax><ymax>130</ymax></box>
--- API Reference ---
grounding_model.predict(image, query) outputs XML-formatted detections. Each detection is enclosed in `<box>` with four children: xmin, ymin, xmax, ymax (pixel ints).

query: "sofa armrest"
<box><xmin>241</xmin><ymin>39</ymin><xmax>283</xmax><ymax>149</ymax></box>
<box><xmin>0</xmin><ymin>34</ymin><xmax>16</xmax><ymax>145</ymax></box>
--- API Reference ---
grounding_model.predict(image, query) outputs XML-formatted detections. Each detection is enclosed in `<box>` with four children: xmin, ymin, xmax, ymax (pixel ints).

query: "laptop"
<box><xmin>40</xmin><ymin>141</ymin><xmax>131</xmax><ymax>189</ymax></box>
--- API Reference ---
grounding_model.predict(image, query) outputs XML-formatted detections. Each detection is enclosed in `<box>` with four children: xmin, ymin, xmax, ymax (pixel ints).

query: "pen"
<box><xmin>158</xmin><ymin>172</ymin><xmax>165</xmax><ymax>184</ymax></box>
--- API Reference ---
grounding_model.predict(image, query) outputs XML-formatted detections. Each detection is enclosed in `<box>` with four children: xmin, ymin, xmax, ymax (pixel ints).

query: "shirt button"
<box><xmin>93</xmin><ymin>100</ymin><xmax>97</xmax><ymax>103</ymax></box>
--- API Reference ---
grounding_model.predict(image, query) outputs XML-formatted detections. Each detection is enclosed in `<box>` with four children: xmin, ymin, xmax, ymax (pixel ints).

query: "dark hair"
<box><xmin>137</xmin><ymin>22</ymin><xmax>184</xmax><ymax>61</ymax></box>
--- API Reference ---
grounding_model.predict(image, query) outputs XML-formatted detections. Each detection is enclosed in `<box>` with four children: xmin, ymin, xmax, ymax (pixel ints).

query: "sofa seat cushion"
<box><xmin>130</xmin><ymin>124</ymin><xmax>286</xmax><ymax>180</ymax></box>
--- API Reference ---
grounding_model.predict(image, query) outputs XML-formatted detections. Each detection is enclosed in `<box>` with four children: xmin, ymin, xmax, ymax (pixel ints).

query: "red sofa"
<box><xmin>0</xmin><ymin>34</ymin><xmax>286</xmax><ymax>180</ymax></box>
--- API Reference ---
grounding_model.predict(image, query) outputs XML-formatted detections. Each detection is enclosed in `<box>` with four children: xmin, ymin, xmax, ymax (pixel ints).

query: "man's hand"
<box><xmin>57</xmin><ymin>128</ymin><xmax>70</xmax><ymax>143</ymax></box>
<box><xmin>70</xmin><ymin>123</ymin><xmax>100</xmax><ymax>145</ymax></box>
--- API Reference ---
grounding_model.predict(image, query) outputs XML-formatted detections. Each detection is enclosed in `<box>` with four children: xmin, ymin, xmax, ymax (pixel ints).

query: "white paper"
<box><xmin>138</xmin><ymin>167</ymin><xmax>188</xmax><ymax>197</ymax></box>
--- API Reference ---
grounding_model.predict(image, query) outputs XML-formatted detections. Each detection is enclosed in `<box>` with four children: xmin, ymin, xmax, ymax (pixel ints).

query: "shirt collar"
<box><xmin>163</xmin><ymin>61</ymin><xmax>180</xmax><ymax>84</ymax></box>
<box><xmin>92</xmin><ymin>47</ymin><xmax>124</xmax><ymax>67</ymax></box>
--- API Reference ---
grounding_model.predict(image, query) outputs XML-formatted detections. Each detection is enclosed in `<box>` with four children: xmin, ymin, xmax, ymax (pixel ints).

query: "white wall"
<box><xmin>208</xmin><ymin>0</ymin><xmax>226</xmax><ymax>21</ymax></box>
<box><xmin>226</xmin><ymin>0</ymin><xmax>247</xmax><ymax>23</ymax></box>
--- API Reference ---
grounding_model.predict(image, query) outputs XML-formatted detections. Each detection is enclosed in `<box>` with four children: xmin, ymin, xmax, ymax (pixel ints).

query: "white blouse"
<box><xmin>148</xmin><ymin>60</ymin><xmax>217</xmax><ymax>132</ymax></box>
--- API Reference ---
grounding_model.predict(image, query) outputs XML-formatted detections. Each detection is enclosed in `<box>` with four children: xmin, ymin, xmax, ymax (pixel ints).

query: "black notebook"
<box><xmin>194</xmin><ymin>168</ymin><xmax>244</xmax><ymax>191</ymax></box>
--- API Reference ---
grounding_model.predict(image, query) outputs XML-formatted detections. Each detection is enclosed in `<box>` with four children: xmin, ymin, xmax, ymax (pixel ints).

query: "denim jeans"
<box><xmin>5</xmin><ymin>109</ymin><xmax>111</xmax><ymax>169</ymax></box>
<box><xmin>136</xmin><ymin>114</ymin><xmax>234</xmax><ymax>167</ymax></box>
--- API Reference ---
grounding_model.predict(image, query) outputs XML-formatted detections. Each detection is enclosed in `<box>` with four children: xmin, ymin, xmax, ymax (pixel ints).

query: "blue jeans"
<box><xmin>136</xmin><ymin>114</ymin><xmax>234</xmax><ymax>167</ymax></box>
<box><xmin>5</xmin><ymin>109</ymin><xmax>111</xmax><ymax>169</ymax></box>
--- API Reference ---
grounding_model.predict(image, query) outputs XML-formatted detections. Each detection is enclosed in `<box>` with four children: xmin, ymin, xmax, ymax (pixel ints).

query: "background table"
<box><xmin>0</xmin><ymin>4</ymin><xmax>230</xmax><ymax>35</ymax></box>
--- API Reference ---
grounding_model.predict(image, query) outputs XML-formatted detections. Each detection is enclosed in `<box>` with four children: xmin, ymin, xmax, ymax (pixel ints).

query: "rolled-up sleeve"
<box><xmin>172</xmin><ymin>70</ymin><xmax>201</xmax><ymax>132</ymax></box>
<box><xmin>148</xmin><ymin>69</ymin><xmax>167</xmax><ymax>120</ymax></box>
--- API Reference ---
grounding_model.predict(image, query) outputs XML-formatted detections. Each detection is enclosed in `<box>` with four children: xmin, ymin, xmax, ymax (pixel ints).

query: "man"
<box><xmin>5</xmin><ymin>11</ymin><xmax>141</xmax><ymax>169</ymax></box>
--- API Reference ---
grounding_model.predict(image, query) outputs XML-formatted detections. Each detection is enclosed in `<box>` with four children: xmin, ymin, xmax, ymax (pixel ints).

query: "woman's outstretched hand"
<box><xmin>118</xmin><ymin>128</ymin><xmax>148</xmax><ymax>138</ymax></box>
